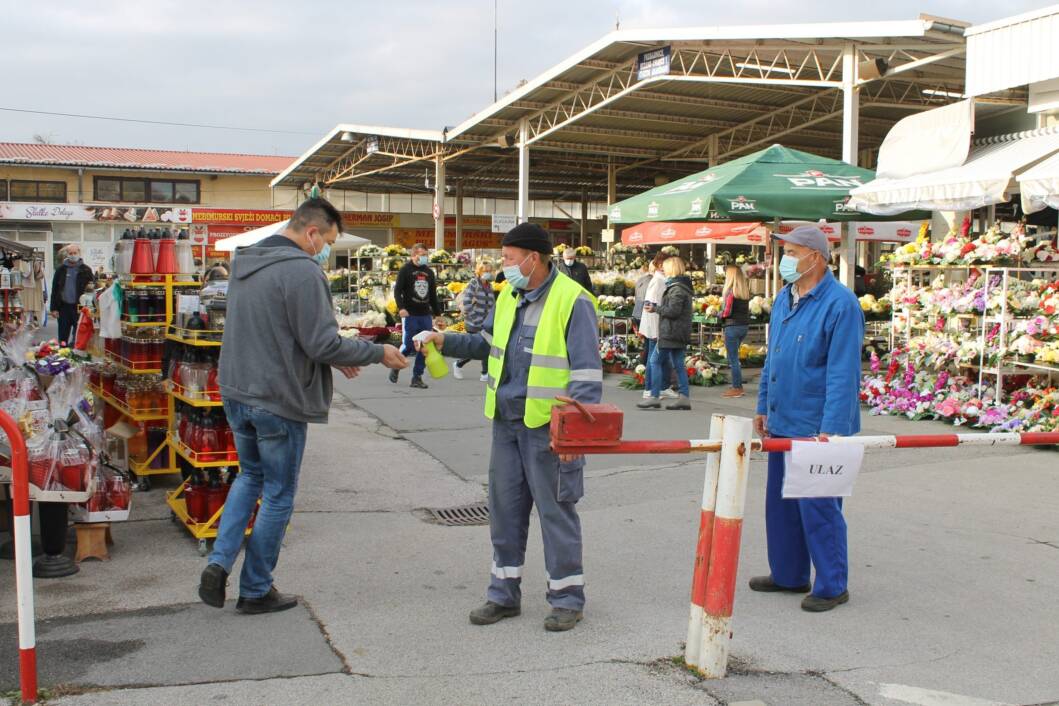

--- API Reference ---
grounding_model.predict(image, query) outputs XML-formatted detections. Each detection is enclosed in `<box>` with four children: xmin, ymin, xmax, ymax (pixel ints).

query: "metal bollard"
<box><xmin>685</xmin><ymin>414</ymin><xmax>724</xmax><ymax>669</ymax></box>
<box><xmin>694</xmin><ymin>415</ymin><xmax>753</xmax><ymax>678</ymax></box>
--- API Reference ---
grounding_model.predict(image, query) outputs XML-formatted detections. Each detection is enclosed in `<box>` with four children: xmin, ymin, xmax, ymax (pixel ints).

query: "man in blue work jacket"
<box><xmin>416</xmin><ymin>223</ymin><xmax>601</xmax><ymax>632</ymax></box>
<box><xmin>751</xmin><ymin>225</ymin><xmax>864</xmax><ymax>612</ymax></box>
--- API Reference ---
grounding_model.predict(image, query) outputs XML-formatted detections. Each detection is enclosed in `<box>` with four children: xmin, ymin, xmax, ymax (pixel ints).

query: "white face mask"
<box><xmin>563</xmin><ymin>256</ymin><xmax>575</xmax><ymax>266</ymax></box>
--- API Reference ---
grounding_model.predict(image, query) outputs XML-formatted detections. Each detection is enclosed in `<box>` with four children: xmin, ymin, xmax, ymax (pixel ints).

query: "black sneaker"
<box><xmin>802</xmin><ymin>591</ymin><xmax>849</xmax><ymax>612</ymax></box>
<box><xmin>410</xmin><ymin>377</ymin><xmax>429</xmax><ymax>389</ymax></box>
<box><xmin>748</xmin><ymin>575</ymin><xmax>811</xmax><ymax>593</ymax></box>
<box><xmin>388</xmin><ymin>369</ymin><xmax>399</xmax><ymax>384</ymax></box>
<box><xmin>236</xmin><ymin>586</ymin><xmax>299</xmax><ymax>615</ymax></box>
<box><xmin>544</xmin><ymin>607</ymin><xmax>583</xmax><ymax>632</ymax></box>
<box><xmin>469</xmin><ymin>601</ymin><xmax>521</xmax><ymax>625</ymax></box>
<box><xmin>198</xmin><ymin>563</ymin><xmax>228</xmax><ymax>608</ymax></box>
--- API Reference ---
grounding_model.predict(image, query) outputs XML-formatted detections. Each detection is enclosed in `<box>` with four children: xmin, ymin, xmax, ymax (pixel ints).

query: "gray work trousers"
<box><xmin>486</xmin><ymin>419</ymin><xmax>586</xmax><ymax>611</ymax></box>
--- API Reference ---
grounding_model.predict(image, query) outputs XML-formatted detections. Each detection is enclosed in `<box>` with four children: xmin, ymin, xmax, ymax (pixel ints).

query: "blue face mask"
<box><xmin>417</xmin><ymin>255</ymin><xmax>429</xmax><ymax>266</ymax></box>
<box><xmin>503</xmin><ymin>254</ymin><xmax>535</xmax><ymax>290</ymax></box>
<box><xmin>780</xmin><ymin>253</ymin><xmax>819</xmax><ymax>284</ymax></box>
<box><xmin>310</xmin><ymin>234</ymin><xmax>331</xmax><ymax>268</ymax></box>
<box><xmin>779</xmin><ymin>255</ymin><xmax>802</xmax><ymax>283</ymax></box>
<box><xmin>481</xmin><ymin>272</ymin><xmax>494</xmax><ymax>281</ymax></box>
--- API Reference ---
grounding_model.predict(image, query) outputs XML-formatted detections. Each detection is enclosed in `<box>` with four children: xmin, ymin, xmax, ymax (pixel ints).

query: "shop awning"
<box><xmin>1017</xmin><ymin>150</ymin><xmax>1059</xmax><ymax>213</ymax></box>
<box><xmin>848</xmin><ymin>127</ymin><xmax>1059</xmax><ymax>216</ymax></box>
<box><xmin>621</xmin><ymin>222</ymin><xmax>767</xmax><ymax>246</ymax></box>
<box><xmin>216</xmin><ymin>220</ymin><xmax>368</xmax><ymax>253</ymax></box>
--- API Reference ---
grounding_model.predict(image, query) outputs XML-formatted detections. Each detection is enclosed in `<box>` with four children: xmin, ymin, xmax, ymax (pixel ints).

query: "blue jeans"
<box><xmin>723</xmin><ymin>325</ymin><xmax>749</xmax><ymax>389</ymax></box>
<box><xmin>649</xmin><ymin>345</ymin><xmax>689</xmax><ymax>398</ymax></box>
<box><xmin>642</xmin><ymin>338</ymin><xmax>657</xmax><ymax>391</ymax></box>
<box><xmin>209</xmin><ymin>399</ymin><xmax>308</xmax><ymax>598</ymax></box>
<box><xmin>400</xmin><ymin>314</ymin><xmax>434</xmax><ymax>378</ymax></box>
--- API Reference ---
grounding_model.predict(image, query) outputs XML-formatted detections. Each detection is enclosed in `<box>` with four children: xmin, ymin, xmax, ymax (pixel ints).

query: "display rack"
<box><xmin>166</xmin><ymin>478</ymin><xmax>255</xmax><ymax>556</ymax></box>
<box><xmin>977</xmin><ymin>264</ymin><xmax>1059</xmax><ymax>402</ymax></box>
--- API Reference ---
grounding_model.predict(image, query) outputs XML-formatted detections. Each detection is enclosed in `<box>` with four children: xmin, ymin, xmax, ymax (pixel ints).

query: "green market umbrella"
<box><xmin>608</xmin><ymin>144</ymin><xmax>925</xmax><ymax>223</ymax></box>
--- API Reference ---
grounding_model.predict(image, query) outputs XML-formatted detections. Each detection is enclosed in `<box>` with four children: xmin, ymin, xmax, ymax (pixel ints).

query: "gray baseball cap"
<box><xmin>774</xmin><ymin>224</ymin><xmax>831</xmax><ymax>261</ymax></box>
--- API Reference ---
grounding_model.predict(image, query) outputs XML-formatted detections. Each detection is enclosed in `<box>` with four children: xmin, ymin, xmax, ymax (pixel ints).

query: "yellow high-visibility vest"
<box><xmin>484</xmin><ymin>272</ymin><xmax>593</xmax><ymax>428</ymax></box>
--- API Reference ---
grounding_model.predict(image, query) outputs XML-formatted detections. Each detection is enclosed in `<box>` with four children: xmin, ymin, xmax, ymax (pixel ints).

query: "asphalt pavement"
<box><xmin>0</xmin><ymin>355</ymin><xmax>1056</xmax><ymax>705</ymax></box>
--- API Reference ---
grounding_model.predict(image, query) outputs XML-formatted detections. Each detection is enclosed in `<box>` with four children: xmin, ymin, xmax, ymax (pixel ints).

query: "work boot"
<box><xmin>666</xmin><ymin>394</ymin><xmax>691</xmax><ymax>410</ymax></box>
<box><xmin>748</xmin><ymin>575</ymin><xmax>811</xmax><ymax>593</ymax></box>
<box><xmin>801</xmin><ymin>591</ymin><xmax>850</xmax><ymax>613</ymax></box>
<box><xmin>637</xmin><ymin>397</ymin><xmax>661</xmax><ymax>410</ymax></box>
<box><xmin>469</xmin><ymin>601</ymin><xmax>521</xmax><ymax>625</ymax></box>
<box><xmin>198</xmin><ymin>563</ymin><xmax>228</xmax><ymax>608</ymax></box>
<box><xmin>544</xmin><ymin>607</ymin><xmax>583</xmax><ymax>632</ymax></box>
<box><xmin>388</xmin><ymin>369</ymin><xmax>399</xmax><ymax>384</ymax></box>
<box><xmin>236</xmin><ymin>586</ymin><xmax>299</xmax><ymax>615</ymax></box>
<box><xmin>410</xmin><ymin>377</ymin><xmax>429</xmax><ymax>389</ymax></box>
<box><xmin>722</xmin><ymin>388</ymin><xmax>745</xmax><ymax>398</ymax></box>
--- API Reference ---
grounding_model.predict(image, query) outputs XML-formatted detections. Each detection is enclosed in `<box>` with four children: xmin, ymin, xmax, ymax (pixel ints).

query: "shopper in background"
<box><xmin>206</xmin><ymin>261</ymin><xmax>230</xmax><ymax>282</ymax></box>
<box><xmin>454</xmin><ymin>259</ymin><xmax>496</xmax><ymax>382</ymax></box>
<box><xmin>416</xmin><ymin>223</ymin><xmax>601</xmax><ymax>632</ymax></box>
<box><xmin>50</xmin><ymin>244</ymin><xmax>95</xmax><ymax>346</ymax></box>
<box><xmin>751</xmin><ymin>224</ymin><xmax>864</xmax><ymax>613</ymax></box>
<box><xmin>198</xmin><ymin>197</ymin><xmax>408</xmax><ymax>615</ymax></box>
<box><xmin>638</xmin><ymin>256</ymin><xmax>693</xmax><ymax>411</ymax></box>
<box><xmin>391</xmin><ymin>243</ymin><xmax>441</xmax><ymax>389</ymax></box>
<box><xmin>556</xmin><ymin>246</ymin><xmax>594</xmax><ymax>294</ymax></box>
<box><xmin>720</xmin><ymin>264</ymin><xmax>751</xmax><ymax>398</ymax></box>
<box><xmin>636</xmin><ymin>254</ymin><xmax>677</xmax><ymax>401</ymax></box>
<box><xmin>631</xmin><ymin>260</ymin><xmax>651</xmax><ymax>331</ymax></box>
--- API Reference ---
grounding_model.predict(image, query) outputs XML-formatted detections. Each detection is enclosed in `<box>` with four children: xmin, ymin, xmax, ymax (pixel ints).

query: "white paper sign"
<box><xmin>782</xmin><ymin>441</ymin><xmax>864</xmax><ymax>499</ymax></box>
<box><xmin>491</xmin><ymin>214</ymin><xmax>518</xmax><ymax>233</ymax></box>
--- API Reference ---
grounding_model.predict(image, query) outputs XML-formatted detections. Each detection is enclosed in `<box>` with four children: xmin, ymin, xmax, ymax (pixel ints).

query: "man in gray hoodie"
<box><xmin>198</xmin><ymin>197</ymin><xmax>407</xmax><ymax>615</ymax></box>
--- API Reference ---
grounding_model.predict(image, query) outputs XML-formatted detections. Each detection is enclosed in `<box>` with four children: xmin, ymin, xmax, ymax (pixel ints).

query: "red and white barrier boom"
<box><xmin>548</xmin><ymin>403</ymin><xmax>1059</xmax><ymax>679</ymax></box>
<box><xmin>1</xmin><ymin>409</ymin><xmax>37</xmax><ymax>703</ymax></box>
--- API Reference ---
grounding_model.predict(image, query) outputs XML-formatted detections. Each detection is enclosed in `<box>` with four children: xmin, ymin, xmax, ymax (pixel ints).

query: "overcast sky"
<box><xmin>2</xmin><ymin>0</ymin><xmax>1052</xmax><ymax>157</ymax></box>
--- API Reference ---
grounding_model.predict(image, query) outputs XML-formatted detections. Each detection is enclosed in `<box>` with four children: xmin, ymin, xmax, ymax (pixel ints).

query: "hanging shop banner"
<box><xmin>192</xmin><ymin>209</ymin><xmax>398</xmax><ymax>228</ymax></box>
<box><xmin>192</xmin><ymin>209</ymin><xmax>290</xmax><ymax>226</ymax></box>
<box><xmin>637</xmin><ymin>46</ymin><xmax>671</xmax><ymax>80</ymax></box>
<box><xmin>0</xmin><ymin>202</ymin><xmax>192</xmax><ymax>224</ymax></box>
<box><xmin>394</xmin><ymin>229</ymin><xmax>502</xmax><ymax>250</ymax></box>
<box><xmin>776</xmin><ymin>221</ymin><xmax>921</xmax><ymax>242</ymax></box>
<box><xmin>343</xmin><ymin>212</ymin><xmax>400</xmax><ymax>228</ymax></box>
<box><xmin>621</xmin><ymin>221</ymin><xmax>767</xmax><ymax>246</ymax></box>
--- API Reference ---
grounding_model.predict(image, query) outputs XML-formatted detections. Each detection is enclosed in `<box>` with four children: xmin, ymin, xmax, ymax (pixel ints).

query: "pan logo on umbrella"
<box><xmin>695</xmin><ymin>226</ymin><xmax>712</xmax><ymax>237</ymax></box>
<box><xmin>610</xmin><ymin>206</ymin><xmax>621</xmax><ymax>220</ymax></box>
<box><xmin>647</xmin><ymin>201</ymin><xmax>660</xmax><ymax>217</ymax></box>
<box><xmin>833</xmin><ymin>199</ymin><xmax>857</xmax><ymax>214</ymax></box>
<box><xmin>628</xmin><ymin>230</ymin><xmax>643</xmax><ymax>242</ymax></box>
<box><xmin>660</xmin><ymin>226</ymin><xmax>677</xmax><ymax>239</ymax></box>
<box><xmin>729</xmin><ymin>196</ymin><xmax>757</xmax><ymax>212</ymax></box>
<box><xmin>780</xmin><ymin>171</ymin><xmax>865</xmax><ymax>189</ymax></box>
<box><xmin>689</xmin><ymin>197</ymin><xmax>704</xmax><ymax>215</ymax></box>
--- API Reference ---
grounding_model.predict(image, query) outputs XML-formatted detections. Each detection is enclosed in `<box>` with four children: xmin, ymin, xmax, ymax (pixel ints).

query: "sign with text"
<box><xmin>394</xmin><ymin>229</ymin><xmax>502</xmax><ymax>250</ymax></box>
<box><xmin>600</xmin><ymin>228</ymin><xmax>615</xmax><ymax>243</ymax></box>
<box><xmin>0</xmin><ymin>202</ymin><xmax>192</xmax><ymax>224</ymax></box>
<box><xmin>491</xmin><ymin>214</ymin><xmax>518</xmax><ymax>233</ymax></box>
<box><xmin>782</xmin><ymin>441</ymin><xmax>864</xmax><ymax>499</ymax></box>
<box><xmin>637</xmin><ymin>46</ymin><xmax>671</xmax><ymax>80</ymax></box>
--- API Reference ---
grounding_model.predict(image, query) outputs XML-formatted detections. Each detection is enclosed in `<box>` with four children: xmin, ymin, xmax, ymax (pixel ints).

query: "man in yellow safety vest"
<box><xmin>416</xmin><ymin>223</ymin><xmax>601</xmax><ymax>632</ymax></box>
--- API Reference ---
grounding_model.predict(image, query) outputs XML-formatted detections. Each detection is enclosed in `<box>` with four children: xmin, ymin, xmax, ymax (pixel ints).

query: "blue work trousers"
<box><xmin>765</xmin><ymin>450</ymin><xmax>848</xmax><ymax>598</ymax></box>
<box><xmin>486</xmin><ymin>419</ymin><xmax>585</xmax><ymax>611</ymax></box>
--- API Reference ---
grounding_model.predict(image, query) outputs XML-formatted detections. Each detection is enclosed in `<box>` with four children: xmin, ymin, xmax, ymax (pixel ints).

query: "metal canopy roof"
<box><xmin>273</xmin><ymin>16</ymin><xmax>1026</xmax><ymax>204</ymax></box>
